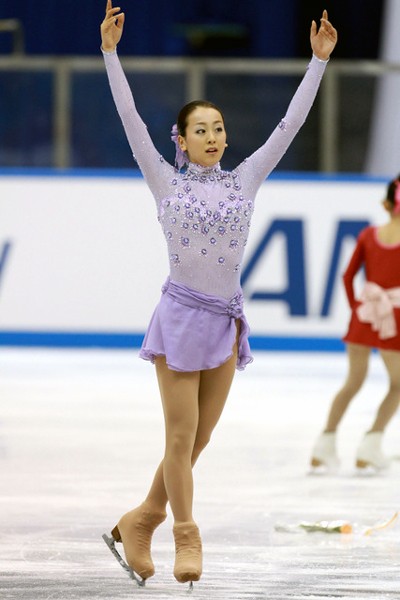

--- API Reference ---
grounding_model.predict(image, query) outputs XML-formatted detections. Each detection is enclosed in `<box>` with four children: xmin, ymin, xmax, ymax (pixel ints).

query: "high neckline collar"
<box><xmin>186</xmin><ymin>162</ymin><xmax>222</xmax><ymax>176</ymax></box>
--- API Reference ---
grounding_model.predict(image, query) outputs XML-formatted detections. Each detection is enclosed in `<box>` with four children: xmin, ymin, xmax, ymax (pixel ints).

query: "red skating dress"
<box><xmin>343</xmin><ymin>226</ymin><xmax>400</xmax><ymax>351</ymax></box>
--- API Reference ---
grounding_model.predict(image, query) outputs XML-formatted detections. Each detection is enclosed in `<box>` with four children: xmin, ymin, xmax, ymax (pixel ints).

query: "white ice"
<box><xmin>0</xmin><ymin>348</ymin><xmax>399</xmax><ymax>599</ymax></box>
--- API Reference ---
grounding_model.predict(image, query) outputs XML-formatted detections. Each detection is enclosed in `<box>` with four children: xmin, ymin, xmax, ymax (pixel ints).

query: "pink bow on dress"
<box><xmin>356</xmin><ymin>282</ymin><xmax>400</xmax><ymax>339</ymax></box>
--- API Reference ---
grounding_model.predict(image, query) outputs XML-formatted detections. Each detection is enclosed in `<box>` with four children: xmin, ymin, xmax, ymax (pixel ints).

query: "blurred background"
<box><xmin>1</xmin><ymin>0</ymin><xmax>400</xmax><ymax>349</ymax></box>
<box><xmin>3</xmin><ymin>7</ymin><xmax>400</xmax><ymax>597</ymax></box>
<box><xmin>0</xmin><ymin>0</ymin><xmax>398</xmax><ymax>174</ymax></box>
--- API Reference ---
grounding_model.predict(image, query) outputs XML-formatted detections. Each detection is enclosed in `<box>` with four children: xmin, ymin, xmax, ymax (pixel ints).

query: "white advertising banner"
<box><xmin>0</xmin><ymin>173</ymin><xmax>387</xmax><ymax>349</ymax></box>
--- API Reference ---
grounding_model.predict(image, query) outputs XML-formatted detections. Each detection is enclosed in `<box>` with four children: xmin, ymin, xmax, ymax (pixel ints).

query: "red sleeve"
<box><xmin>342</xmin><ymin>231</ymin><xmax>366</xmax><ymax>308</ymax></box>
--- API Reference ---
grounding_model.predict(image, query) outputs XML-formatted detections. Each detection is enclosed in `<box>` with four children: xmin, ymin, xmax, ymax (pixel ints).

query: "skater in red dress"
<box><xmin>311</xmin><ymin>175</ymin><xmax>400</xmax><ymax>472</ymax></box>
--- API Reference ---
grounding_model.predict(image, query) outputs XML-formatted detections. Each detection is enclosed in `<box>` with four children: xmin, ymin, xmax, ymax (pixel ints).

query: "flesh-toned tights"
<box><xmin>143</xmin><ymin>323</ymin><xmax>240</xmax><ymax>523</ymax></box>
<box><xmin>324</xmin><ymin>343</ymin><xmax>400</xmax><ymax>433</ymax></box>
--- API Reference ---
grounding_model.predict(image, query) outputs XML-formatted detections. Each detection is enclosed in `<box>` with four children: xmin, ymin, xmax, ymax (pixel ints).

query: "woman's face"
<box><xmin>179</xmin><ymin>107</ymin><xmax>227</xmax><ymax>168</ymax></box>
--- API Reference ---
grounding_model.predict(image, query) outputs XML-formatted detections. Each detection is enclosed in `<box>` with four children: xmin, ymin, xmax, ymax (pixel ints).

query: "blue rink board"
<box><xmin>0</xmin><ymin>170</ymin><xmax>387</xmax><ymax>350</ymax></box>
<box><xmin>0</xmin><ymin>330</ymin><xmax>345</xmax><ymax>352</ymax></box>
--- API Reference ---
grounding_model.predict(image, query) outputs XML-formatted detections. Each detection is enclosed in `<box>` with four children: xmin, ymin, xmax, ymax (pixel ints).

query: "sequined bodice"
<box><xmin>103</xmin><ymin>50</ymin><xmax>327</xmax><ymax>298</ymax></box>
<box><xmin>158</xmin><ymin>164</ymin><xmax>252</xmax><ymax>296</ymax></box>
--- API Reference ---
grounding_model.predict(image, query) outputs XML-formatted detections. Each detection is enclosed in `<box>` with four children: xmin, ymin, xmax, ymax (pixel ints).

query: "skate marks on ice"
<box><xmin>2</xmin><ymin>534</ymin><xmax>400</xmax><ymax>600</ymax></box>
<box><xmin>0</xmin><ymin>350</ymin><xmax>399</xmax><ymax>599</ymax></box>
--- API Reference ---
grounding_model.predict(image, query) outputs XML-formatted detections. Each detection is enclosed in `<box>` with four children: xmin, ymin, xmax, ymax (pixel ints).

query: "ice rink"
<box><xmin>1</xmin><ymin>348</ymin><xmax>399</xmax><ymax>599</ymax></box>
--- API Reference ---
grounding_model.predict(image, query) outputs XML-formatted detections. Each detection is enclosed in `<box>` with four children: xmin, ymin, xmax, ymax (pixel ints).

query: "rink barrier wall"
<box><xmin>0</xmin><ymin>330</ymin><xmax>345</xmax><ymax>351</ymax></box>
<box><xmin>0</xmin><ymin>169</ymin><xmax>388</xmax><ymax>351</ymax></box>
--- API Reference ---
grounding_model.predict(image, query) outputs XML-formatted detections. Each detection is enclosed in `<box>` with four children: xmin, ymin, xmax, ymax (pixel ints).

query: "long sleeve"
<box><xmin>236</xmin><ymin>55</ymin><xmax>328</xmax><ymax>196</ymax></box>
<box><xmin>342</xmin><ymin>234</ymin><xmax>365</xmax><ymax>309</ymax></box>
<box><xmin>102</xmin><ymin>49</ymin><xmax>175</xmax><ymax>201</ymax></box>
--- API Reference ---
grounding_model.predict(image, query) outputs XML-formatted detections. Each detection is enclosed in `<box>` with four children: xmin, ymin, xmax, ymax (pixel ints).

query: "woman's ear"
<box><xmin>178</xmin><ymin>134</ymin><xmax>187</xmax><ymax>152</ymax></box>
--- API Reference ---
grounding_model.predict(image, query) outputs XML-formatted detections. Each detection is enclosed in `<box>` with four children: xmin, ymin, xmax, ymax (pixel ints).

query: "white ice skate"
<box><xmin>355</xmin><ymin>432</ymin><xmax>390</xmax><ymax>472</ymax></box>
<box><xmin>310</xmin><ymin>432</ymin><xmax>339</xmax><ymax>473</ymax></box>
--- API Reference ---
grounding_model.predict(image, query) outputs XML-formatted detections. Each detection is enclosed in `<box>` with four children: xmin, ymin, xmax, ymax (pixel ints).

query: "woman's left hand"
<box><xmin>310</xmin><ymin>10</ymin><xmax>338</xmax><ymax>61</ymax></box>
<box><xmin>101</xmin><ymin>0</ymin><xmax>125</xmax><ymax>53</ymax></box>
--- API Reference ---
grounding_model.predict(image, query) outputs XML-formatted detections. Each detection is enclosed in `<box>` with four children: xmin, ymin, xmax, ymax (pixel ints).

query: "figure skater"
<box><xmin>100</xmin><ymin>1</ymin><xmax>337</xmax><ymax>585</ymax></box>
<box><xmin>311</xmin><ymin>176</ymin><xmax>400</xmax><ymax>473</ymax></box>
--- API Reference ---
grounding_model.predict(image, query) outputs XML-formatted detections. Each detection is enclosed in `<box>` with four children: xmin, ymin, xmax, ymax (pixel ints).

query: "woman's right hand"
<box><xmin>100</xmin><ymin>0</ymin><xmax>125</xmax><ymax>52</ymax></box>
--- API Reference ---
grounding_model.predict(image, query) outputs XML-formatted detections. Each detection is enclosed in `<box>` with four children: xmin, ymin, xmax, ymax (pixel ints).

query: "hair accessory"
<box><xmin>171</xmin><ymin>124</ymin><xmax>188</xmax><ymax>170</ymax></box>
<box><xmin>394</xmin><ymin>180</ymin><xmax>400</xmax><ymax>215</ymax></box>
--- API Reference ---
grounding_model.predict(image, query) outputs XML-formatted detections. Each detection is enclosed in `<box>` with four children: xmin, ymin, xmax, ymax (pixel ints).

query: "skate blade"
<box><xmin>355</xmin><ymin>463</ymin><xmax>386</xmax><ymax>477</ymax></box>
<box><xmin>102</xmin><ymin>532</ymin><xmax>146</xmax><ymax>587</ymax></box>
<box><xmin>188</xmin><ymin>581</ymin><xmax>194</xmax><ymax>593</ymax></box>
<box><xmin>308</xmin><ymin>464</ymin><xmax>338</xmax><ymax>476</ymax></box>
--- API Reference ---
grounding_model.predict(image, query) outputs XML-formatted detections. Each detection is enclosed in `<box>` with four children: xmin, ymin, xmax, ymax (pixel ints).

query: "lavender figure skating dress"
<box><xmin>103</xmin><ymin>50</ymin><xmax>327</xmax><ymax>371</ymax></box>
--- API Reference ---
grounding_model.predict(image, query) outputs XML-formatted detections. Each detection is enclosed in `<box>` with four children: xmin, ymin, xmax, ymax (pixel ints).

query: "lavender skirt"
<box><xmin>139</xmin><ymin>278</ymin><xmax>253</xmax><ymax>372</ymax></box>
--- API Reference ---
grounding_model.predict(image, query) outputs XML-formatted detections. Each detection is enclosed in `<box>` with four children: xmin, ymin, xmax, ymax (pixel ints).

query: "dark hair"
<box><xmin>386</xmin><ymin>174</ymin><xmax>400</xmax><ymax>208</ymax></box>
<box><xmin>176</xmin><ymin>100</ymin><xmax>225</xmax><ymax>137</ymax></box>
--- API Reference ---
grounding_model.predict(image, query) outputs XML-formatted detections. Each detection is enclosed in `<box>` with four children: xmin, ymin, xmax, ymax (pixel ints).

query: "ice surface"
<box><xmin>0</xmin><ymin>349</ymin><xmax>399</xmax><ymax>599</ymax></box>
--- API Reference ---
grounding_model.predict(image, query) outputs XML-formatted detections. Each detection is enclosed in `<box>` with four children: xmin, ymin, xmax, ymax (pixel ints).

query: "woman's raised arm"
<box><xmin>100</xmin><ymin>0</ymin><xmax>125</xmax><ymax>53</ymax></box>
<box><xmin>310</xmin><ymin>9</ymin><xmax>338</xmax><ymax>61</ymax></box>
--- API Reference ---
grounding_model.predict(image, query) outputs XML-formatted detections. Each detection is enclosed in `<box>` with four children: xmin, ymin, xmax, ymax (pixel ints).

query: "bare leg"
<box><xmin>169</xmin><ymin>324</ymin><xmax>240</xmax><ymax>583</ymax></box>
<box><xmin>143</xmin><ymin>461</ymin><xmax>168</xmax><ymax>513</ymax></box>
<box><xmin>143</xmin><ymin>343</ymin><xmax>237</xmax><ymax>512</ymax></box>
<box><xmin>110</xmin><ymin>366</ymin><xmax>200</xmax><ymax>580</ymax></box>
<box><xmin>192</xmin><ymin>347</ymin><xmax>238</xmax><ymax>459</ymax></box>
<box><xmin>369</xmin><ymin>349</ymin><xmax>400</xmax><ymax>432</ymax></box>
<box><xmin>155</xmin><ymin>324</ymin><xmax>239</xmax><ymax>583</ymax></box>
<box><xmin>155</xmin><ymin>360</ymin><xmax>200</xmax><ymax>523</ymax></box>
<box><xmin>355</xmin><ymin>349</ymin><xmax>400</xmax><ymax>469</ymax></box>
<box><xmin>118</xmin><ymin>325</ymin><xmax>239</xmax><ymax>582</ymax></box>
<box><xmin>324</xmin><ymin>343</ymin><xmax>370</xmax><ymax>432</ymax></box>
<box><xmin>310</xmin><ymin>343</ymin><xmax>370</xmax><ymax>468</ymax></box>
<box><xmin>171</xmin><ymin>346</ymin><xmax>238</xmax><ymax>584</ymax></box>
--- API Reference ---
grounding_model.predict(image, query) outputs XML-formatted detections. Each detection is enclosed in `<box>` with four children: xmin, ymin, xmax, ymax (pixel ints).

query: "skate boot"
<box><xmin>310</xmin><ymin>432</ymin><xmax>339</xmax><ymax>472</ymax></box>
<box><xmin>173</xmin><ymin>521</ymin><xmax>202</xmax><ymax>584</ymax></box>
<box><xmin>103</xmin><ymin>502</ymin><xmax>167</xmax><ymax>581</ymax></box>
<box><xmin>356</xmin><ymin>432</ymin><xmax>390</xmax><ymax>471</ymax></box>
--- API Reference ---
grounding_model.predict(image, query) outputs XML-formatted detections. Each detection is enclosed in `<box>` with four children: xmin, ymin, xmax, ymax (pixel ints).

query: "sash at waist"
<box><xmin>161</xmin><ymin>277</ymin><xmax>244</xmax><ymax>319</ymax></box>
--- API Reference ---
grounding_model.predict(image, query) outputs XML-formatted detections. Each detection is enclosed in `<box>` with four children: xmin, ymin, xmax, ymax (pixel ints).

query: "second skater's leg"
<box><xmin>310</xmin><ymin>343</ymin><xmax>370</xmax><ymax>469</ymax></box>
<box><xmin>356</xmin><ymin>348</ymin><xmax>400</xmax><ymax>470</ymax></box>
